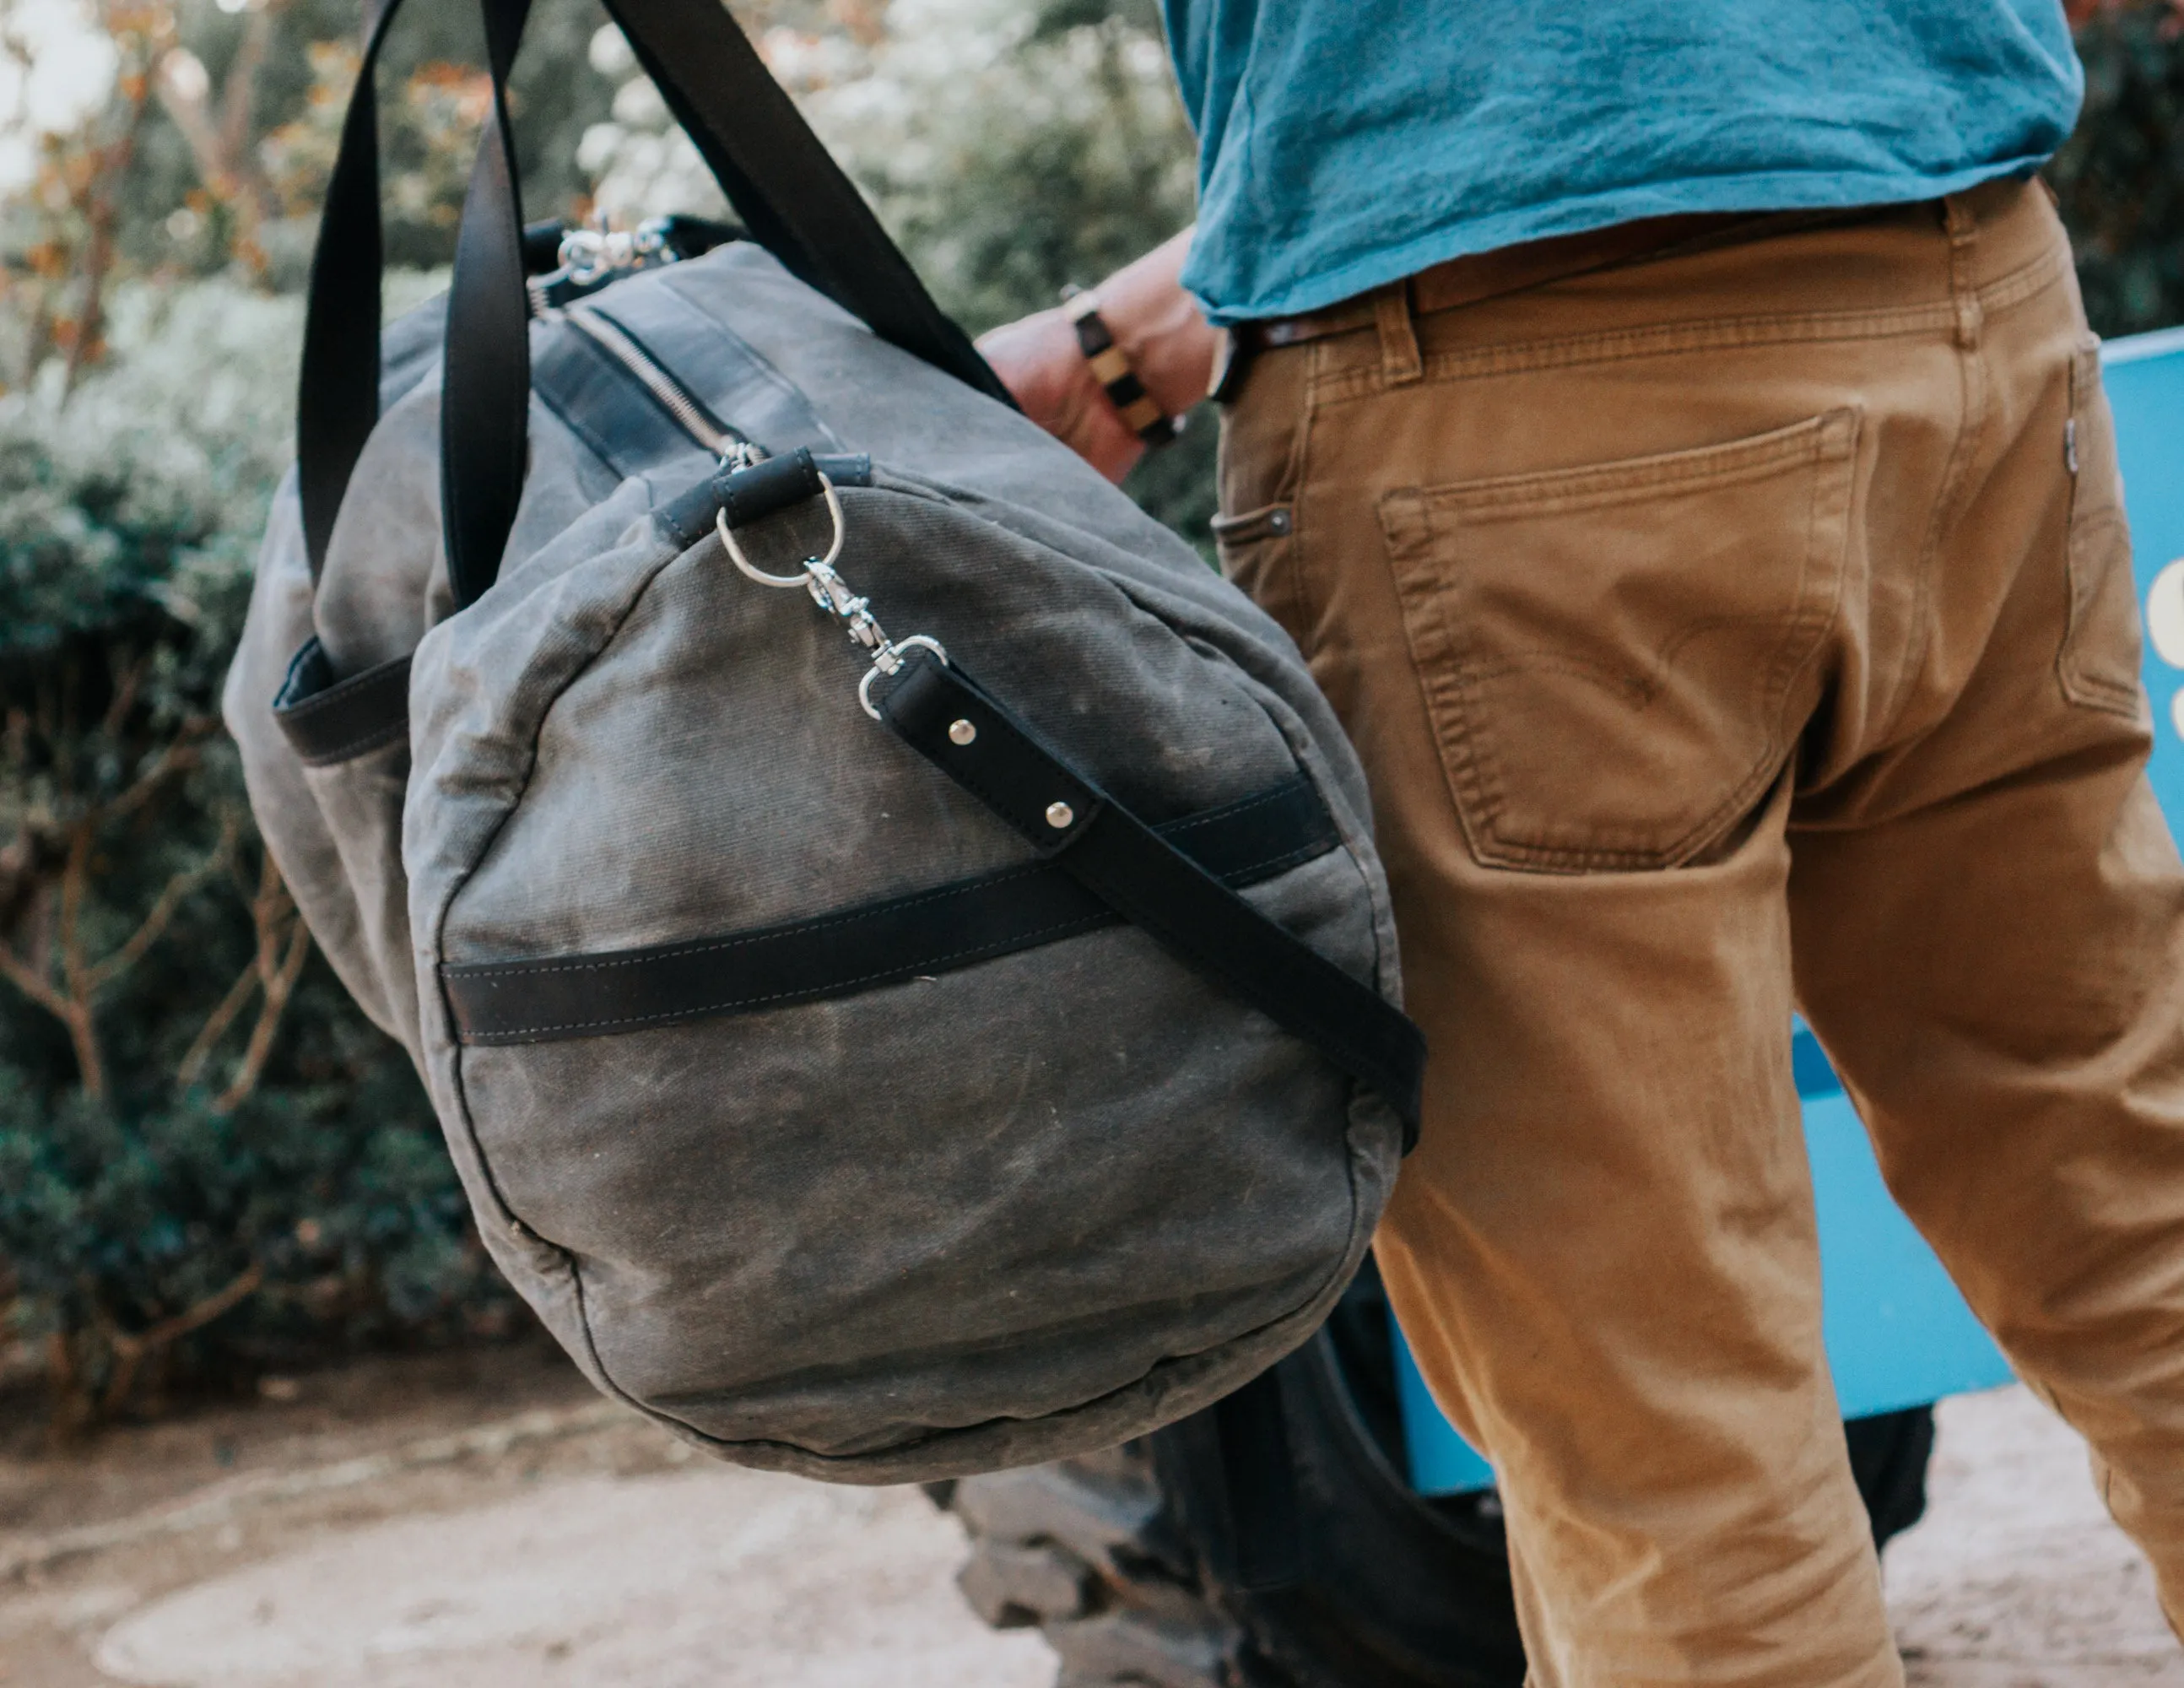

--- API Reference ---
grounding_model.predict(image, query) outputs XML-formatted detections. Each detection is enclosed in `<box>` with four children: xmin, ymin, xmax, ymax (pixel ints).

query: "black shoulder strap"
<box><xmin>440</xmin><ymin>0</ymin><xmax>536</xmax><ymax>609</ymax></box>
<box><xmin>603</xmin><ymin>0</ymin><xmax>1000</xmax><ymax>401</ymax></box>
<box><xmin>874</xmin><ymin>650</ymin><xmax>1425</xmax><ymax>1146</ymax></box>
<box><xmin>295</xmin><ymin>0</ymin><xmax>1012</xmax><ymax>597</ymax></box>
<box><xmin>294</xmin><ymin>0</ymin><xmax>406</xmax><ymax>578</ymax></box>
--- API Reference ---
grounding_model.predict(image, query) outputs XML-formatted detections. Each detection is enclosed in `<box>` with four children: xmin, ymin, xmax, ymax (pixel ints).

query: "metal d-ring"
<box><xmin>716</xmin><ymin>471</ymin><xmax>846</xmax><ymax>587</ymax></box>
<box><xmin>858</xmin><ymin>636</ymin><xmax>949</xmax><ymax>720</ymax></box>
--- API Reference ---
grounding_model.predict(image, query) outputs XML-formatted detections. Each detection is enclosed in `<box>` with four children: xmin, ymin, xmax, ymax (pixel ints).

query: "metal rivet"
<box><xmin>948</xmin><ymin>718</ymin><xmax>977</xmax><ymax>746</ymax></box>
<box><xmin>1046</xmin><ymin>801</ymin><xmax>1075</xmax><ymax>830</ymax></box>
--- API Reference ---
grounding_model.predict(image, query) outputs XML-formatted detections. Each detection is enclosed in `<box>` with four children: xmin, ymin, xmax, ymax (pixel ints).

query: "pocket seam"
<box><xmin>1378</xmin><ymin>408</ymin><xmax>1857</xmax><ymax>873</ymax></box>
<box><xmin>1407</xmin><ymin>409</ymin><xmax>1855</xmax><ymax>524</ymax></box>
<box><xmin>2057</xmin><ymin>344</ymin><xmax>2141</xmax><ymax>720</ymax></box>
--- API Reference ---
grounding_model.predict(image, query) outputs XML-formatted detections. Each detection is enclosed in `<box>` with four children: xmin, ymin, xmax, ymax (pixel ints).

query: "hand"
<box><xmin>976</xmin><ymin>227</ymin><xmax>1218</xmax><ymax>485</ymax></box>
<box><xmin>979</xmin><ymin>306</ymin><xmax>1149</xmax><ymax>484</ymax></box>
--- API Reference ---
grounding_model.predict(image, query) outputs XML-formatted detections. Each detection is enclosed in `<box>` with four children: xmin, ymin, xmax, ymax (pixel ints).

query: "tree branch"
<box><xmin>99</xmin><ymin>1262</ymin><xmax>264</xmax><ymax>1419</ymax></box>
<box><xmin>98</xmin><ymin>647</ymin><xmax>146</xmax><ymax>741</ymax></box>
<box><xmin>0</xmin><ymin>938</ymin><xmax>70</xmax><ymax>1022</ymax></box>
<box><xmin>56</xmin><ymin>825</ymin><xmax>105</xmax><ymax>1101</ymax></box>
<box><xmin>176</xmin><ymin>955</ymin><xmax>259</xmax><ymax>1093</ymax></box>
<box><xmin>214</xmin><ymin>858</ymin><xmax>311</xmax><ymax>1116</ymax></box>
<box><xmin>98</xmin><ymin>728</ymin><xmax>209</xmax><ymax>831</ymax></box>
<box><xmin>88</xmin><ymin>815</ymin><xmax>235</xmax><ymax>992</ymax></box>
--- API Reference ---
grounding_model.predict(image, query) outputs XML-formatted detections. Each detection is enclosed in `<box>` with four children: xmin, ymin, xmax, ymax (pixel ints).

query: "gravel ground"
<box><xmin>0</xmin><ymin>1350</ymin><xmax>2170</xmax><ymax>1685</ymax></box>
<box><xmin>1887</xmin><ymin>1387</ymin><xmax>2181</xmax><ymax>1685</ymax></box>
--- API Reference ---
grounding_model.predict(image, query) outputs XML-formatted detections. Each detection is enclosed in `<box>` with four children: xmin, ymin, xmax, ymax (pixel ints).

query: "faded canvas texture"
<box><xmin>224</xmin><ymin>243</ymin><xmax>1406</xmax><ymax>1481</ymax></box>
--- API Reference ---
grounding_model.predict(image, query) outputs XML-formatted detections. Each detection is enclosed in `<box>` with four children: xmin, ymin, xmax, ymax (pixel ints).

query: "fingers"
<box><xmin>977</xmin><ymin>308</ymin><xmax>1147</xmax><ymax>484</ymax></box>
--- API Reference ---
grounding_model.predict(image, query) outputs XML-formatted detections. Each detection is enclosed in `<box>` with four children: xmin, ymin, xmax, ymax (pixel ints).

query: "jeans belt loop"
<box><xmin>1375</xmin><ymin>279</ymin><xmax>1424</xmax><ymax>386</ymax></box>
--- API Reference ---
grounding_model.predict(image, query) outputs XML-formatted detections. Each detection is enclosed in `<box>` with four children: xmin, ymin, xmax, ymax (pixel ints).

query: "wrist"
<box><xmin>1102</xmin><ymin>279</ymin><xmax>1220</xmax><ymax>422</ymax></box>
<box><xmin>1063</xmin><ymin>289</ymin><xmax>1179</xmax><ymax>447</ymax></box>
<box><xmin>1069</xmin><ymin>226</ymin><xmax>1220</xmax><ymax>429</ymax></box>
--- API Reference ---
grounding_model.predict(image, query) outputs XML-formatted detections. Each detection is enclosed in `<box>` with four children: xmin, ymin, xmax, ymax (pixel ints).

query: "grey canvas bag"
<box><xmin>224</xmin><ymin>0</ymin><xmax>1424</xmax><ymax>1482</ymax></box>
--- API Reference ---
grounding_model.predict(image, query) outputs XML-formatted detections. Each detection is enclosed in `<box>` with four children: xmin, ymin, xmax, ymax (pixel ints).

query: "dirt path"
<box><xmin>1888</xmin><ymin>1386</ymin><xmax>2180</xmax><ymax>1685</ymax></box>
<box><xmin>0</xmin><ymin>1347</ymin><xmax>2170</xmax><ymax>1685</ymax></box>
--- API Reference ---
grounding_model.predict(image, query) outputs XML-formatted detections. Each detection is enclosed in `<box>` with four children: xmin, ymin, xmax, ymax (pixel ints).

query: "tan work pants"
<box><xmin>1215</xmin><ymin>179</ymin><xmax>2184</xmax><ymax>1685</ymax></box>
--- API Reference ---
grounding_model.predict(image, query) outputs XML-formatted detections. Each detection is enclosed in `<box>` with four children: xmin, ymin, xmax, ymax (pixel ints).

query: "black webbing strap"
<box><xmin>295</xmin><ymin>0</ymin><xmax>1012</xmax><ymax>598</ymax></box>
<box><xmin>441</xmin><ymin>0</ymin><xmax>536</xmax><ymax>609</ymax></box>
<box><xmin>874</xmin><ymin>651</ymin><xmax>1425</xmax><ymax>1144</ymax></box>
<box><xmin>439</xmin><ymin>772</ymin><xmax>1338</xmax><ymax>1044</ymax></box>
<box><xmin>295</xmin><ymin>0</ymin><xmax>404</xmax><ymax>577</ymax></box>
<box><xmin>602</xmin><ymin>0</ymin><xmax>1004</xmax><ymax>406</ymax></box>
<box><xmin>1212</xmin><ymin>1367</ymin><xmax>1306</xmax><ymax>1592</ymax></box>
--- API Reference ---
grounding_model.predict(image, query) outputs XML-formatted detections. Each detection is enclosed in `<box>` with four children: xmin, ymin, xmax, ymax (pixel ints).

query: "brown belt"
<box><xmin>1224</xmin><ymin>181</ymin><xmax>2034</xmax><ymax>362</ymax></box>
<box><xmin>1241</xmin><ymin>212</ymin><xmax>1768</xmax><ymax>352</ymax></box>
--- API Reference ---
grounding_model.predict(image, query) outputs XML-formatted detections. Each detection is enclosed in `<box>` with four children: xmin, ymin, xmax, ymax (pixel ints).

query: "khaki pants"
<box><xmin>1215</xmin><ymin>179</ymin><xmax>2184</xmax><ymax>1685</ymax></box>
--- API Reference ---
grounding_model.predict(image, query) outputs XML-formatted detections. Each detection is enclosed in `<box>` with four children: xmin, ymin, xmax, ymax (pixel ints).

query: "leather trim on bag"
<box><xmin>441</xmin><ymin>771</ymin><xmax>1338</xmax><ymax>1044</ymax></box>
<box><xmin>269</xmin><ymin>453</ymin><xmax>875</xmax><ymax>775</ymax></box>
<box><xmin>877</xmin><ymin>652</ymin><xmax>1425</xmax><ymax>1141</ymax></box>
<box><xmin>272</xmin><ymin>637</ymin><xmax>413</xmax><ymax>766</ymax></box>
<box><xmin>656</xmin><ymin>453</ymin><xmax>872</xmax><ymax>549</ymax></box>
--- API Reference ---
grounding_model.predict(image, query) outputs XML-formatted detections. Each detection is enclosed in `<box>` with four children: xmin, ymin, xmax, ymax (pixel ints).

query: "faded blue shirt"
<box><xmin>1160</xmin><ymin>3</ymin><xmax>2084</xmax><ymax>323</ymax></box>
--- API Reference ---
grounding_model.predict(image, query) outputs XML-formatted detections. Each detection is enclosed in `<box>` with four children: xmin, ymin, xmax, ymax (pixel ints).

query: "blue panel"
<box><xmin>2104</xmin><ymin>331</ymin><xmax>2184</xmax><ymax>812</ymax></box>
<box><xmin>1393</xmin><ymin>329</ymin><xmax>2184</xmax><ymax>1497</ymax></box>
<box><xmin>1394</xmin><ymin>1317</ymin><xmax>1496</xmax><ymax>1493</ymax></box>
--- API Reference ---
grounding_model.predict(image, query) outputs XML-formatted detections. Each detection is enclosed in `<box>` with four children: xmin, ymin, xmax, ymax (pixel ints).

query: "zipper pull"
<box><xmin>2065</xmin><ymin>416</ymin><xmax>2079</xmax><ymax>477</ymax></box>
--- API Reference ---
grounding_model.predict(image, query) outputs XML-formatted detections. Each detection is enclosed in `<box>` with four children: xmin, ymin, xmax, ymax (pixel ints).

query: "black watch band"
<box><xmin>1062</xmin><ymin>287</ymin><xmax>1178</xmax><ymax>447</ymax></box>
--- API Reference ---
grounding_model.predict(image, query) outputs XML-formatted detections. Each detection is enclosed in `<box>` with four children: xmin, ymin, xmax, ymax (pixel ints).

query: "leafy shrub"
<box><xmin>0</xmin><ymin>282</ymin><xmax>505</xmax><ymax>1430</ymax></box>
<box><xmin>2052</xmin><ymin>2</ymin><xmax>2184</xmax><ymax>337</ymax></box>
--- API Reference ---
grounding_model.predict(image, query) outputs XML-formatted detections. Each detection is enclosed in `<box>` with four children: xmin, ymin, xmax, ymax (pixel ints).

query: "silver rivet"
<box><xmin>1046</xmin><ymin>801</ymin><xmax>1075</xmax><ymax>830</ymax></box>
<box><xmin>948</xmin><ymin>718</ymin><xmax>977</xmax><ymax>746</ymax></box>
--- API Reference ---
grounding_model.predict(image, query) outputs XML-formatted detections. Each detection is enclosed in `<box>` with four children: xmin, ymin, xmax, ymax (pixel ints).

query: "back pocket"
<box><xmin>1377</xmin><ymin>410</ymin><xmax>1857</xmax><ymax>873</ymax></box>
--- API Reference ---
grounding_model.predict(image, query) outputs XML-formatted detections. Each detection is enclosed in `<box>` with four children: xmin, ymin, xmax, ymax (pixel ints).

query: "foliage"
<box><xmin>0</xmin><ymin>0</ymin><xmax>620</xmax><ymax>384</ymax></box>
<box><xmin>0</xmin><ymin>283</ymin><xmax>506</xmax><ymax>1428</ymax></box>
<box><xmin>2051</xmin><ymin>0</ymin><xmax>2184</xmax><ymax>337</ymax></box>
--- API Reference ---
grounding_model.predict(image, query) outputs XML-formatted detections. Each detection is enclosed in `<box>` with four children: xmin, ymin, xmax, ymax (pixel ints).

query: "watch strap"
<box><xmin>1063</xmin><ymin>289</ymin><xmax>1177</xmax><ymax>447</ymax></box>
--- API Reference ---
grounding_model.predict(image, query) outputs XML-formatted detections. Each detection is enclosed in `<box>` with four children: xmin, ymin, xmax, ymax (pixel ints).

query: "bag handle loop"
<box><xmin>296</xmin><ymin>0</ymin><xmax>1014</xmax><ymax>598</ymax></box>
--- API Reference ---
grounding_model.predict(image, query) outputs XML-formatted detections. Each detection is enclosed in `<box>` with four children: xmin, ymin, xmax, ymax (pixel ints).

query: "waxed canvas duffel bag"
<box><xmin>224</xmin><ymin>0</ymin><xmax>1423</xmax><ymax>1481</ymax></box>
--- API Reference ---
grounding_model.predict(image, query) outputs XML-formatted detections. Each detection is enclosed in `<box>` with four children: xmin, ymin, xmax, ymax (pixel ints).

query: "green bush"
<box><xmin>0</xmin><ymin>283</ymin><xmax>505</xmax><ymax>1429</ymax></box>
<box><xmin>2052</xmin><ymin>3</ymin><xmax>2184</xmax><ymax>338</ymax></box>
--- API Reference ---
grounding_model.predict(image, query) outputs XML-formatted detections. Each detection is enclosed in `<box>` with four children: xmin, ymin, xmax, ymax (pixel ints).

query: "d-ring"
<box><xmin>858</xmin><ymin>636</ymin><xmax>949</xmax><ymax>720</ymax></box>
<box><xmin>716</xmin><ymin>472</ymin><xmax>846</xmax><ymax>587</ymax></box>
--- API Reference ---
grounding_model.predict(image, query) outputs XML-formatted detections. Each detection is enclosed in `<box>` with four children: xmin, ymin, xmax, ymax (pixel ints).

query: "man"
<box><xmin>981</xmin><ymin>5</ymin><xmax>2184</xmax><ymax>1684</ymax></box>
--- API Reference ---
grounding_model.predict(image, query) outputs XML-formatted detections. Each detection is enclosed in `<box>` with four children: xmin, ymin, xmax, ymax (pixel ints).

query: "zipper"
<box><xmin>562</xmin><ymin>305</ymin><xmax>764</xmax><ymax>468</ymax></box>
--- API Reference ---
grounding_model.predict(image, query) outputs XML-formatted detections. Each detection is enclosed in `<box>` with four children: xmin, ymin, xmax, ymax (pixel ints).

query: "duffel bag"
<box><xmin>224</xmin><ymin>0</ymin><xmax>1423</xmax><ymax>1481</ymax></box>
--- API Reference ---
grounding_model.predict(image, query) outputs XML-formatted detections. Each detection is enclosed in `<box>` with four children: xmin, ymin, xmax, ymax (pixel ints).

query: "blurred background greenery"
<box><xmin>0</xmin><ymin>0</ymin><xmax>2176</xmax><ymax>1431</ymax></box>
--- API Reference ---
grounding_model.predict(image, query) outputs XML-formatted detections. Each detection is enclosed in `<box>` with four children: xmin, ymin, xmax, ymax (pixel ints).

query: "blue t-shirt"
<box><xmin>1161</xmin><ymin>3</ymin><xmax>2084</xmax><ymax>323</ymax></box>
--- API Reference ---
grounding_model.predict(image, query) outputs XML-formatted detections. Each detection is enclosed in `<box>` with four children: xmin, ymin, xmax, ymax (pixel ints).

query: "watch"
<box><xmin>1061</xmin><ymin>286</ymin><xmax>1179</xmax><ymax>448</ymax></box>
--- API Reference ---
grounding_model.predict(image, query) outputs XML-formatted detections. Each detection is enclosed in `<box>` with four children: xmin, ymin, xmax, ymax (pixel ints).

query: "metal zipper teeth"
<box><xmin>563</xmin><ymin>305</ymin><xmax>748</xmax><ymax>458</ymax></box>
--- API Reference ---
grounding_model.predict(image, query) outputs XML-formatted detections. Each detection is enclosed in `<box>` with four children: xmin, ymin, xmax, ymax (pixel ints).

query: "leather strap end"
<box><xmin>718</xmin><ymin>446</ymin><xmax>824</xmax><ymax>529</ymax></box>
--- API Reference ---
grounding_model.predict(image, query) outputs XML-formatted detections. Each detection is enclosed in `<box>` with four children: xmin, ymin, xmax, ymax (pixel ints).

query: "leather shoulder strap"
<box><xmin>875</xmin><ymin>651</ymin><xmax>1425</xmax><ymax>1146</ymax></box>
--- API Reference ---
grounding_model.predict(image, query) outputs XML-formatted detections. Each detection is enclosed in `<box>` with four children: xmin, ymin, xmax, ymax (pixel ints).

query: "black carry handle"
<box><xmin>875</xmin><ymin>648</ymin><xmax>1427</xmax><ymax>1144</ymax></box>
<box><xmin>296</xmin><ymin>0</ymin><xmax>1014</xmax><ymax>597</ymax></box>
